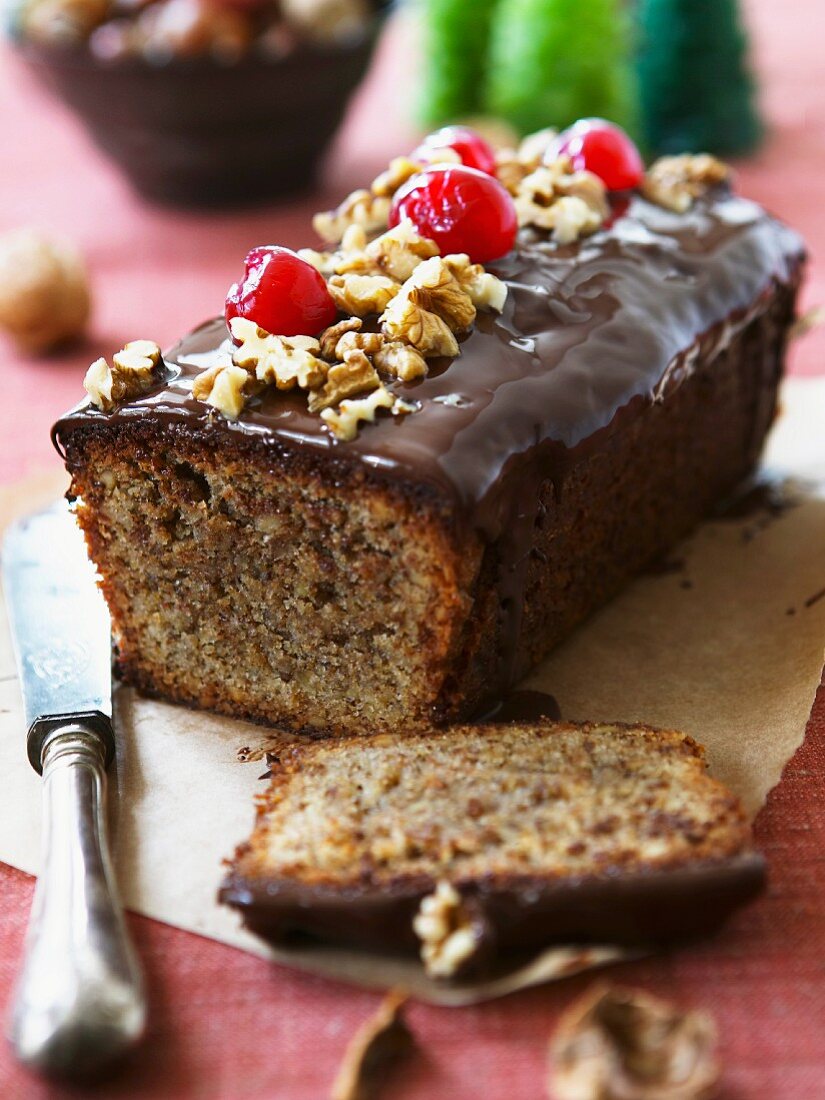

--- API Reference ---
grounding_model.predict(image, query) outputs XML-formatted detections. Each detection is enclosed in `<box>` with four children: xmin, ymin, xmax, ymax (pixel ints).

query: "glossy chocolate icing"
<box><xmin>54</xmin><ymin>191</ymin><xmax>802</xmax><ymax>533</ymax></box>
<box><xmin>220</xmin><ymin>853</ymin><xmax>767</xmax><ymax>967</ymax></box>
<box><xmin>53</xmin><ymin>189</ymin><xmax>804</xmax><ymax>696</ymax></box>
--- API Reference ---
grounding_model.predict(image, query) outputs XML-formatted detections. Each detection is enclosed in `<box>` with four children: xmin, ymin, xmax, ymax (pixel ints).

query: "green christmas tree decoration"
<box><xmin>636</xmin><ymin>0</ymin><xmax>763</xmax><ymax>156</ymax></box>
<box><xmin>418</xmin><ymin>0</ymin><xmax>501</xmax><ymax>126</ymax></box>
<box><xmin>484</xmin><ymin>0</ymin><xmax>638</xmax><ymax>136</ymax></box>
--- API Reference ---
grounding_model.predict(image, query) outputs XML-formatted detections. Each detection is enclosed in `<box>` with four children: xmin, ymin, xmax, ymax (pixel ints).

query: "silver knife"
<box><xmin>2</xmin><ymin>503</ymin><xmax>145</xmax><ymax>1079</ymax></box>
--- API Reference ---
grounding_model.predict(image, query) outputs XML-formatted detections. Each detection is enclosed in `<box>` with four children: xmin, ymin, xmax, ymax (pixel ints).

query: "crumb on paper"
<box><xmin>549</xmin><ymin>983</ymin><xmax>720</xmax><ymax>1100</ymax></box>
<box><xmin>330</xmin><ymin>989</ymin><xmax>412</xmax><ymax>1100</ymax></box>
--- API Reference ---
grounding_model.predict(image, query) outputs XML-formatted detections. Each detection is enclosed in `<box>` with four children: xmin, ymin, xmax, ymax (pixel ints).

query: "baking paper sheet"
<box><xmin>1</xmin><ymin>379</ymin><xmax>824</xmax><ymax>1005</ymax></box>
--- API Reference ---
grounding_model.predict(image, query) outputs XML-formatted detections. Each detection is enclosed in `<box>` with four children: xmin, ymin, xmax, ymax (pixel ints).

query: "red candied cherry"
<box><xmin>411</xmin><ymin>125</ymin><xmax>497</xmax><ymax>176</ymax></box>
<box><xmin>225</xmin><ymin>246</ymin><xmax>337</xmax><ymax>338</ymax></box>
<box><xmin>389</xmin><ymin>165</ymin><xmax>517</xmax><ymax>265</ymax></box>
<box><xmin>548</xmin><ymin>119</ymin><xmax>644</xmax><ymax>192</ymax></box>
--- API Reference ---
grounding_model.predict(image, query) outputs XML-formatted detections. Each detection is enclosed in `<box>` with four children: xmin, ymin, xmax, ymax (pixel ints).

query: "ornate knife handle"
<box><xmin>7</xmin><ymin>712</ymin><xmax>146</xmax><ymax>1079</ymax></box>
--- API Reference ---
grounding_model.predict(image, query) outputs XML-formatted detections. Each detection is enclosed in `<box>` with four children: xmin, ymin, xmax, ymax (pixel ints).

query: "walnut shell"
<box><xmin>0</xmin><ymin>229</ymin><xmax>91</xmax><ymax>353</ymax></box>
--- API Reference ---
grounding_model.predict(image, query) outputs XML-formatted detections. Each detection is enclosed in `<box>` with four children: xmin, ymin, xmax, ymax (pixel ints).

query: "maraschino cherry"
<box><xmin>389</xmin><ymin>165</ymin><xmax>517</xmax><ymax>265</ymax></box>
<box><xmin>225</xmin><ymin>246</ymin><xmax>337</xmax><ymax>338</ymax></box>
<box><xmin>548</xmin><ymin>119</ymin><xmax>644</xmax><ymax>192</ymax></box>
<box><xmin>411</xmin><ymin>125</ymin><xmax>497</xmax><ymax>176</ymax></box>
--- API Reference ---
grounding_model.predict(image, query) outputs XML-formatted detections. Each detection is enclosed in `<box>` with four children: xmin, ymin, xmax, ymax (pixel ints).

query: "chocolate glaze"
<box><xmin>219</xmin><ymin>853</ymin><xmax>767</xmax><ymax>967</ymax></box>
<box><xmin>53</xmin><ymin>190</ymin><xmax>804</xmax><ymax>695</ymax></box>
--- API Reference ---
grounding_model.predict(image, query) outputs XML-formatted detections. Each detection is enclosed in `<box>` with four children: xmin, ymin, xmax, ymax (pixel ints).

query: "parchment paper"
<box><xmin>1</xmin><ymin>379</ymin><xmax>824</xmax><ymax>1005</ymax></box>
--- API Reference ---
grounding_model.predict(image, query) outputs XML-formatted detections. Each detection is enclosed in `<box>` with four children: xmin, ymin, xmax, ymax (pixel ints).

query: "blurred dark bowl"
<box><xmin>19</xmin><ymin>25</ymin><xmax>381</xmax><ymax>208</ymax></box>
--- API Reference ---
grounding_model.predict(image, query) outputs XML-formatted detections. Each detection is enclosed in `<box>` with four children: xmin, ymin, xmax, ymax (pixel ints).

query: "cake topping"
<box><xmin>511</xmin><ymin>156</ymin><xmax>609</xmax><ymax>241</ymax></box>
<box><xmin>320</xmin><ymin>384</ymin><xmax>398</xmax><ymax>442</ymax></box>
<box><xmin>187</xmin><ymin>217</ymin><xmax>506</xmax><ymax>436</ymax></box>
<box><xmin>388</xmin><ymin>165</ymin><xmax>518</xmax><ymax>264</ymax></box>
<box><xmin>643</xmin><ymin>154</ymin><xmax>732</xmax><ymax>213</ymax></box>
<box><xmin>190</xmin><ymin>362</ymin><xmax>254</xmax><ymax>420</ymax></box>
<box><xmin>70</xmin><ymin>118</ymin><xmax>748</xmax><ymax>447</ymax></box>
<box><xmin>225</xmin><ymin>246</ymin><xmax>337</xmax><ymax>338</ymax></box>
<box><xmin>548</xmin><ymin>118</ymin><xmax>645</xmax><ymax>192</ymax></box>
<box><xmin>549</xmin><ymin>984</ymin><xmax>720</xmax><ymax>1100</ymax></box>
<box><xmin>230</xmin><ymin>319</ymin><xmax>327</xmax><ymax>389</ymax></box>
<box><xmin>411</xmin><ymin>124</ymin><xmax>497</xmax><ymax>176</ymax></box>
<box><xmin>83</xmin><ymin>339</ymin><xmax>162</xmax><ymax>411</ymax></box>
<box><xmin>412</xmin><ymin>881</ymin><xmax>481</xmax><ymax>980</ymax></box>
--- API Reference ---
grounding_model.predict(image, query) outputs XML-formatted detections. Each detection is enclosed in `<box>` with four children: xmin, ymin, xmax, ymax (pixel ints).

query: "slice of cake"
<box><xmin>220</xmin><ymin>720</ymin><xmax>764</xmax><ymax>976</ymax></box>
<box><xmin>52</xmin><ymin>127</ymin><xmax>805</xmax><ymax>735</ymax></box>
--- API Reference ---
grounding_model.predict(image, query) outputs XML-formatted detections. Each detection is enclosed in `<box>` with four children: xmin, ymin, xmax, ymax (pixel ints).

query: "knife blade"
<box><xmin>4</xmin><ymin>503</ymin><xmax>111</xmax><ymax>734</ymax></box>
<box><xmin>2</xmin><ymin>502</ymin><xmax>146</xmax><ymax>1079</ymax></box>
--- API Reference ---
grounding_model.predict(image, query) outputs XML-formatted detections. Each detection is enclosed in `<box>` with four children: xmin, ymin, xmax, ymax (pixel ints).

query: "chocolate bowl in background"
<box><xmin>16</xmin><ymin>17</ymin><xmax>383</xmax><ymax>207</ymax></box>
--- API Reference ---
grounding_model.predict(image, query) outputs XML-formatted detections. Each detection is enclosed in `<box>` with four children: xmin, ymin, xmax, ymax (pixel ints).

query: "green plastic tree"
<box><xmin>484</xmin><ymin>0</ymin><xmax>638</xmax><ymax>136</ymax></box>
<box><xmin>636</xmin><ymin>0</ymin><xmax>762</xmax><ymax>156</ymax></box>
<box><xmin>418</xmin><ymin>0</ymin><xmax>501</xmax><ymax>125</ymax></box>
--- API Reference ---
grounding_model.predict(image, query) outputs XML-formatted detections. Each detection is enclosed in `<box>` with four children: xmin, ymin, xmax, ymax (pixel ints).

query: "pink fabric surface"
<box><xmin>1</xmin><ymin>1</ymin><xmax>824</xmax><ymax>1096</ymax></box>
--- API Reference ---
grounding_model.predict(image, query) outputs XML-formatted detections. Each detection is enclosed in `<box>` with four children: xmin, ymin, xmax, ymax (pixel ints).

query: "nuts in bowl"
<box><xmin>10</xmin><ymin>0</ymin><xmax>388</xmax><ymax>206</ymax></box>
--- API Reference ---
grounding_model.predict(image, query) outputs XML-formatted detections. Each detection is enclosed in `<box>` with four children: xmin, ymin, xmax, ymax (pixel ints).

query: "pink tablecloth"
<box><xmin>1</xmin><ymin>1</ymin><xmax>824</xmax><ymax>1095</ymax></box>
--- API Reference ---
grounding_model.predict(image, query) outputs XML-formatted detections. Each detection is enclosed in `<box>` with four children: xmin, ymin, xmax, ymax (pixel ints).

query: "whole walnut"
<box><xmin>136</xmin><ymin>0</ymin><xmax>251</xmax><ymax>61</ymax></box>
<box><xmin>19</xmin><ymin>0</ymin><xmax>109</xmax><ymax>46</ymax></box>
<box><xmin>0</xmin><ymin>229</ymin><xmax>91</xmax><ymax>354</ymax></box>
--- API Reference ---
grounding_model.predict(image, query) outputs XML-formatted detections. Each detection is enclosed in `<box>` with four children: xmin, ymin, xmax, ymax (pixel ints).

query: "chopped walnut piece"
<box><xmin>341</xmin><ymin>224</ymin><xmax>369</xmax><ymax>253</ymax></box>
<box><xmin>373</xmin><ymin>341</ymin><xmax>428</xmax><ymax>382</ymax></box>
<box><xmin>401</xmin><ymin>256</ymin><xmax>476</xmax><ymax>331</ymax></box>
<box><xmin>313</xmin><ymin>188</ymin><xmax>391</xmax><ymax>245</ymax></box>
<box><xmin>370</xmin><ymin>156</ymin><xmax>426</xmax><ymax>199</ymax></box>
<box><xmin>281</xmin><ymin>0</ymin><xmax>369</xmax><ymax>45</ymax></box>
<box><xmin>365</xmin><ymin>221</ymin><xmax>441</xmax><ymax>283</ymax></box>
<box><xmin>412</xmin><ymin>882</ymin><xmax>480</xmax><ymax>980</ymax></box>
<box><xmin>112</xmin><ymin>338</ymin><xmax>162</xmax><ymax>376</ymax></box>
<box><xmin>514</xmin><ymin>160</ymin><xmax>608</xmax><ymax>241</ymax></box>
<box><xmin>518</xmin><ymin>127</ymin><xmax>559</xmax><ymax>167</ymax></box>
<box><xmin>335</xmin><ymin>330</ymin><xmax>385</xmax><ymax>358</ymax></box>
<box><xmin>380</xmin><ymin>290</ymin><xmax>459</xmax><ymax>358</ymax></box>
<box><xmin>321</xmin><ymin>384</ymin><xmax>395</xmax><ymax>441</ymax></box>
<box><xmin>230</xmin><ymin>316</ymin><xmax>327</xmax><ymax>390</ymax></box>
<box><xmin>328</xmin><ymin>273</ymin><xmax>400</xmax><ymax>317</ymax></box>
<box><xmin>444</xmin><ymin>255</ymin><xmax>508</xmax><ymax>312</ymax></box>
<box><xmin>550</xmin><ymin>984</ymin><xmax>720</xmax><ymax>1100</ymax></box>
<box><xmin>83</xmin><ymin>338</ymin><xmax>163</xmax><ymax>411</ymax></box>
<box><xmin>307</xmin><ymin>349</ymin><xmax>380</xmax><ymax>413</ymax></box>
<box><xmin>548</xmin><ymin>195</ymin><xmax>604</xmax><ymax>245</ymax></box>
<box><xmin>296</xmin><ymin>247</ymin><xmax>337</xmax><ymax>276</ymax></box>
<box><xmin>643</xmin><ymin>154</ymin><xmax>731</xmax><ymax>214</ymax></box>
<box><xmin>495</xmin><ymin>128</ymin><xmax>559</xmax><ymax>195</ymax></box>
<box><xmin>319</xmin><ymin>316</ymin><xmax>363</xmax><ymax>360</ymax></box>
<box><xmin>192</xmin><ymin>363</ymin><xmax>254</xmax><ymax>420</ymax></box>
<box><xmin>330</xmin><ymin>990</ymin><xmax>412</xmax><ymax>1100</ymax></box>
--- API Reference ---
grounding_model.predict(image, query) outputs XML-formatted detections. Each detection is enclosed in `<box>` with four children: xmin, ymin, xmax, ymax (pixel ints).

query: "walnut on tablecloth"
<box><xmin>0</xmin><ymin>228</ymin><xmax>91</xmax><ymax>354</ymax></box>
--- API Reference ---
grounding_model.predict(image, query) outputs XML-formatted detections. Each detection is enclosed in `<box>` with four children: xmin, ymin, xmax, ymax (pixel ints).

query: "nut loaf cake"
<box><xmin>220</xmin><ymin>721</ymin><xmax>764</xmax><ymax>975</ymax></box>
<box><xmin>53</xmin><ymin>152</ymin><xmax>804</xmax><ymax>735</ymax></box>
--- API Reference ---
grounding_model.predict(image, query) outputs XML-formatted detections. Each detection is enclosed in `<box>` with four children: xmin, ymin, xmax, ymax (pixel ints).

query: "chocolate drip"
<box><xmin>53</xmin><ymin>191</ymin><xmax>803</xmax><ymax>699</ymax></box>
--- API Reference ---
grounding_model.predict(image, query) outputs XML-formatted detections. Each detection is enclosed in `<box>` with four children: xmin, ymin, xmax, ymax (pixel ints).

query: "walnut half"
<box><xmin>549</xmin><ymin>984</ymin><xmax>720</xmax><ymax>1100</ymax></box>
<box><xmin>643</xmin><ymin>155</ymin><xmax>731</xmax><ymax>214</ymax></box>
<box><xmin>412</xmin><ymin>882</ymin><xmax>481</xmax><ymax>980</ymax></box>
<box><xmin>84</xmin><ymin>339</ymin><xmax>162</xmax><ymax>411</ymax></box>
